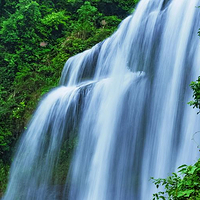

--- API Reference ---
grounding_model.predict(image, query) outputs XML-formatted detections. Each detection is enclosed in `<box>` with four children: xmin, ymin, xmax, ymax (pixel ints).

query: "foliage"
<box><xmin>188</xmin><ymin>76</ymin><xmax>200</xmax><ymax>113</ymax></box>
<box><xmin>0</xmin><ymin>160</ymin><xmax>9</xmax><ymax>196</ymax></box>
<box><xmin>152</xmin><ymin>159</ymin><xmax>200</xmax><ymax>199</ymax></box>
<box><xmin>73</xmin><ymin>1</ymin><xmax>102</xmax><ymax>39</ymax></box>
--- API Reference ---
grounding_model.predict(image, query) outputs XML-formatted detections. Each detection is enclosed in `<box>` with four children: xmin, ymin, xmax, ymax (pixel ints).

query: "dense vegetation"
<box><xmin>0</xmin><ymin>0</ymin><xmax>139</xmax><ymax>195</ymax></box>
<box><xmin>188</xmin><ymin>76</ymin><xmax>200</xmax><ymax>113</ymax></box>
<box><xmin>152</xmin><ymin>159</ymin><xmax>200</xmax><ymax>199</ymax></box>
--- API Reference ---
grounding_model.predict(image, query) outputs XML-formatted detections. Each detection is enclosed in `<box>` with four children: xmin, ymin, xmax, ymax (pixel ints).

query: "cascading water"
<box><xmin>2</xmin><ymin>0</ymin><xmax>200</xmax><ymax>199</ymax></box>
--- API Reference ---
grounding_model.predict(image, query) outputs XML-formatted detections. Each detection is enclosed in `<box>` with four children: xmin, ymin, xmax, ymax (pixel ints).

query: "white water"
<box><xmin>3</xmin><ymin>0</ymin><xmax>200</xmax><ymax>199</ymax></box>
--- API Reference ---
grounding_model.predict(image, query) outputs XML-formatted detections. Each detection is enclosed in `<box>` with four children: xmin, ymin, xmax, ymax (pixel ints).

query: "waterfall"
<box><xmin>3</xmin><ymin>0</ymin><xmax>200</xmax><ymax>199</ymax></box>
